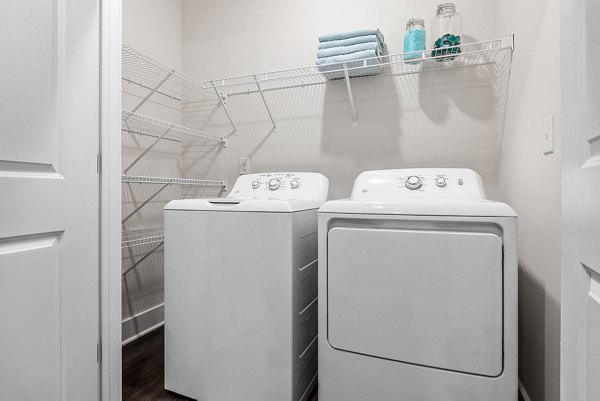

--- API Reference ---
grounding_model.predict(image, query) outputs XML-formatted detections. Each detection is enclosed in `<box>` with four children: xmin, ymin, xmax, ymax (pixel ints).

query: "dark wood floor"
<box><xmin>123</xmin><ymin>327</ymin><xmax>522</xmax><ymax>401</ymax></box>
<box><xmin>123</xmin><ymin>326</ymin><xmax>318</xmax><ymax>401</ymax></box>
<box><xmin>122</xmin><ymin>326</ymin><xmax>193</xmax><ymax>401</ymax></box>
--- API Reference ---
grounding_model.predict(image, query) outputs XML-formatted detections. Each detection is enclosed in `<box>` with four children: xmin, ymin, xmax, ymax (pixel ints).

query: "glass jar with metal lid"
<box><xmin>430</xmin><ymin>3</ymin><xmax>462</xmax><ymax>61</ymax></box>
<box><xmin>404</xmin><ymin>18</ymin><xmax>426</xmax><ymax>63</ymax></box>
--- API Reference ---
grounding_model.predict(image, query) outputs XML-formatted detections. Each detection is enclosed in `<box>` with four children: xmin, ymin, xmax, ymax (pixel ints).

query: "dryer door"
<box><xmin>327</xmin><ymin>227</ymin><xmax>503</xmax><ymax>377</ymax></box>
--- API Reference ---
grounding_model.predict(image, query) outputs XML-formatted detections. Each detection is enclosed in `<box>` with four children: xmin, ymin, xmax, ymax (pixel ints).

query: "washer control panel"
<box><xmin>229</xmin><ymin>172</ymin><xmax>329</xmax><ymax>201</ymax></box>
<box><xmin>351</xmin><ymin>168</ymin><xmax>486</xmax><ymax>202</ymax></box>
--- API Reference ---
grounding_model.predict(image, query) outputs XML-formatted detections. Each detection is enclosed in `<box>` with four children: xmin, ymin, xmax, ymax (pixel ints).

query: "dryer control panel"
<box><xmin>229</xmin><ymin>172</ymin><xmax>329</xmax><ymax>201</ymax></box>
<box><xmin>350</xmin><ymin>168</ymin><xmax>486</xmax><ymax>202</ymax></box>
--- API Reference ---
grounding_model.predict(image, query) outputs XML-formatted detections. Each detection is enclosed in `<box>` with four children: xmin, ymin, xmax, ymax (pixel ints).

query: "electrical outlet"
<box><xmin>239</xmin><ymin>157</ymin><xmax>250</xmax><ymax>175</ymax></box>
<box><xmin>543</xmin><ymin>114</ymin><xmax>554</xmax><ymax>155</ymax></box>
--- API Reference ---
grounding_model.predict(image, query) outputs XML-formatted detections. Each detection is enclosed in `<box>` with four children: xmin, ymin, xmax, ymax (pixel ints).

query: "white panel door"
<box><xmin>0</xmin><ymin>0</ymin><xmax>100</xmax><ymax>400</ymax></box>
<box><xmin>561</xmin><ymin>0</ymin><xmax>600</xmax><ymax>400</ymax></box>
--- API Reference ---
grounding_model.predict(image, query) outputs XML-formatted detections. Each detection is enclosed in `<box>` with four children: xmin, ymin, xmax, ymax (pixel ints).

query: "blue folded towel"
<box><xmin>317</xmin><ymin>42</ymin><xmax>382</xmax><ymax>59</ymax></box>
<box><xmin>317</xmin><ymin>58</ymin><xmax>382</xmax><ymax>80</ymax></box>
<box><xmin>319</xmin><ymin>28</ymin><xmax>384</xmax><ymax>45</ymax></box>
<box><xmin>316</xmin><ymin>48</ymin><xmax>380</xmax><ymax>66</ymax></box>
<box><xmin>318</xmin><ymin>34</ymin><xmax>383</xmax><ymax>50</ymax></box>
<box><xmin>316</xmin><ymin>49</ymin><xmax>382</xmax><ymax>80</ymax></box>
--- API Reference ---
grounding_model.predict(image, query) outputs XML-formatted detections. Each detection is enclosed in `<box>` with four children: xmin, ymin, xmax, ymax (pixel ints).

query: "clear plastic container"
<box><xmin>430</xmin><ymin>3</ymin><xmax>462</xmax><ymax>61</ymax></box>
<box><xmin>404</xmin><ymin>19</ymin><xmax>426</xmax><ymax>63</ymax></box>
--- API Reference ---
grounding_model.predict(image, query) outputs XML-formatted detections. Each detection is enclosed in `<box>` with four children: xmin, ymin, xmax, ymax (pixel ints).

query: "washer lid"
<box><xmin>165</xmin><ymin>172</ymin><xmax>329</xmax><ymax>212</ymax></box>
<box><xmin>164</xmin><ymin>198</ymin><xmax>324</xmax><ymax>212</ymax></box>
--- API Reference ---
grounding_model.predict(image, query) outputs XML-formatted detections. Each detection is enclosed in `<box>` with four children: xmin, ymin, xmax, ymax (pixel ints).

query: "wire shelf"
<box><xmin>122</xmin><ymin>227</ymin><xmax>164</xmax><ymax>248</ymax></box>
<box><xmin>122</xmin><ymin>44</ymin><xmax>239</xmax><ymax>133</ymax></box>
<box><xmin>122</xmin><ymin>175</ymin><xmax>227</xmax><ymax>187</ymax></box>
<box><xmin>122</xmin><ymin>110</ymin><xmax>226</xmax><ymax>144</ymax></box>
<box><xmin>122</xmin><ymin>44</ymin><xmax>217</xmax><ymax>107</ymax></box>
<box><xmin>204</xmin><ymin>35</ymin><xmax>514</xmax><ymax>96</ymax></box>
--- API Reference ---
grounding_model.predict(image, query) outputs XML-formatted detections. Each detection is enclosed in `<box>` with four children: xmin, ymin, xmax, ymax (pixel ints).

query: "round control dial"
<box><xmin>405</xmin><ymin>176</ymin><xmax>422</xmax><ymax>190</ymax></box>
<box><xmin>268</xmin><ymin>178</ymin><xmax>281</xmax><ymax>190</ymax></box>
<box><xmin>290</xmin><ymin>179</ymin><xmax>300</xmax><ymax>189</ymax></box>
<box><xmin>252</xmin><ymin>180</ymin><xmax>261</xmax><ymax>189</ymax></box>
<box><xmin>435</xmin><ymin>177</ymin><xmax>447</xmax><ymax>187</ymax></box>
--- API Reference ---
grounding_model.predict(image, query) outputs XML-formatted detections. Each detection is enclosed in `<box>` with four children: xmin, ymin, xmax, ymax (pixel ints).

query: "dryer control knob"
<box><xmin>405</xmin><ymin>176</ymin><xmax>422</xmax><ymax>190</ymax></box>
<box><xmin>290</xmin><ymin>179</ymin><xmax>300</xmax><ymax>189</ymax></box>
<box><xmin>435</xmin><ymin>177</ymin><xmax>447</xmax><ymax>187</ymax></box>
<box><xmin>252</xmin><ymin>180</ymin><xmax>261</xmax><ymax>189</ymax></box>
<box><xmin>268</xmin><ymin>178</ymin><xmax>281</xmax><ymax>190</ymax></box>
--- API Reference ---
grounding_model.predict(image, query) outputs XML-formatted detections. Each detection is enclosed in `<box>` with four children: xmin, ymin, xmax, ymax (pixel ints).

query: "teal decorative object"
<box><xmin>431</xmin><ymin>33</ymin><xmax>462</xmax><ymax>61</ymax></box>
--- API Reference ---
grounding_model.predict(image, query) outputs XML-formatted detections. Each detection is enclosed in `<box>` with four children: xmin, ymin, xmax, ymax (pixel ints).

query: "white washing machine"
<box><xmin>318</xmin><ymin>168</ymin><xmax>517</xmax><ymax>401</ymax></box>
<box><xmin>164</xmin><ymin>172</ymin><xmax>328</xmax><ymax>401</ymax></box>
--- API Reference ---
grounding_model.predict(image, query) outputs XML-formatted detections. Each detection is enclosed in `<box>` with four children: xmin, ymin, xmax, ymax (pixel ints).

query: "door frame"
<box><xmin>100</xmin><ymin>0</ymin><xmax>122</xmax><ymax>400</ymax></box>
<box><xmin>561</xmin><ymin>0</ymin><xmax>591</xmax><ymax>399</ymax></box>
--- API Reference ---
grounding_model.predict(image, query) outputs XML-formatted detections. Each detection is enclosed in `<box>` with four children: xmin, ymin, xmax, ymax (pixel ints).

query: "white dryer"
<box><xmin>318</xmin><ymin>168</ymin><xmax>517</xmax><ymax>401</ymax></box>
<box><xmin>164</xmin><ymin>172</ymin><xmax>328</xmax><ymax>401</ymax></box>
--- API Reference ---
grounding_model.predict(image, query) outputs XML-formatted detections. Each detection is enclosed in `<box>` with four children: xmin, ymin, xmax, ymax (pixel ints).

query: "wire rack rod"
<box><xmin>122</xmin><ymin>241</ymin><xmax>164</xmax><ymax>278</ymax></box>
<box><xmin>122</xmin><ymin>227</ymin><xmax>165</xmax><ymax>248</ymax></box>
<box><xmin>122</xmin><ymin>175</ymin><xmax>227</xmax><ymax>187</ymax></box>
<box><xmin>203</xmin><ymin>35</ymin><xmax>514</xmax><ymax>96</ymax></box>
<box><xmin>122</xmin><ymin>111</ymin><xmax>226</xmax><ymax>144</ymax></box>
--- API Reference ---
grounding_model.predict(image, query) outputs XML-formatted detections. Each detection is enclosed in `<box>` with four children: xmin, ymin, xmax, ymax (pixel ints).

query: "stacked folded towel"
<box><xmin>317</xmin><ymin>28</ymin><xmax>384</xmax><ymax>80</ymax></box>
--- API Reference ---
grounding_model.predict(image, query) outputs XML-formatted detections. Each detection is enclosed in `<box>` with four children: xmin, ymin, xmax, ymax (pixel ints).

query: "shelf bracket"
<box><xmin>123</xmin><ymin>127</ymin><xmax>173</xmax><ymax>174</ymax></box>
<box><xmin>121</xmin><ymin>183</ymin><xmax>169</xmax><ymax>224</ymax></box>
<box><xmin>209</xmin><ymin>81</ymin><xmax>238</xmax><ymax>135</ymax></box>
<box><xmin>342</xmin><ymin>63</ymin><xmax>358</xmax><ymax>128</ymax></box>
<box><xmin>122</xmin><ymin>241</ymin><xmax>164</xmax><ymax>278</ymax></box>
<box><xmin>501</xmin><ymin>34</ymin><xmax>515</xmax><ymax>51</ymax></box>
<box><xmin>253</xmin><ymin>75</ymin><xmax>278</xmax><ymax>134</ymax></box>
<box><xmin>130</xmin><ymin>70</ymin><xmax>174</xmax><ymax>114</ymax></box>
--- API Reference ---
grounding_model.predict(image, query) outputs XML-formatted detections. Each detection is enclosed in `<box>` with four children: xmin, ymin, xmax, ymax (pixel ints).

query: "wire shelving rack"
<box><xmin>122</xmin><ymin>44</ymin><xmax>238</xmax><ymax>133</ymax></box>
<box><xmin>203</xmin><ymin>35</ymin><xmax>514</xmax><ymax>127</ymax></box>
<box><xmin>121</xmin><ymin>175</ymin><xmax>226</xmax><ymax>187</ymax></box>
<box><xmin>121</xmin><ymin>110</ymin><xmax>227</xmax><ymax>174</ymax></box>
<box><xmin>122</xmin><ymin>227</ymin><xmax>164</xmax><ymax>249</ymax></box>
<box><xmin>121</xmin><ymin>45</ymin><xmax>230</xmax><ymax>278</ymax></box>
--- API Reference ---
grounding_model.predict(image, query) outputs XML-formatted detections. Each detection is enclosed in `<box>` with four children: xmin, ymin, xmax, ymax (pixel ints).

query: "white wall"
<box><xmin>181</xmin><ymin>0</ymin><xmax>506</xmax><ymax>200</ymax></box>
<box><xmin>496</xmin><ymin>1</ymin><xmax>561</xmax><ymax>400</ymax></box>
<box><xmin>122</xmin><ymin>0</ymin><xmax>182</xmax><ymax>343</ymax></box>
<box><xmin>122</xmin><ymin>0</ymin><xmax>182</xmax><ymax>70</ymax></box>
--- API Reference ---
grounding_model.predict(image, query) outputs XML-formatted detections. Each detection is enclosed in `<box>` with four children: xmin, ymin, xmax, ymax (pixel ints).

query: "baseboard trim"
<box><xmin>122</xmin><ymin>321</ymin><xmax>164</xmax><ymax>346</ymax></box>
<box><xmin>121</xmin><ymin>302</ymin><xmax>165</xmax><ymax>345</ymax></box>
<box><xmin>519</xmin><ymin>380</ymin><xmax>532</xmax><ymax>401</ymax></box>
<box><xmin>122</xmin><ymin>302</ymin><xmax>164</xmax><ymax>324</ymax></box>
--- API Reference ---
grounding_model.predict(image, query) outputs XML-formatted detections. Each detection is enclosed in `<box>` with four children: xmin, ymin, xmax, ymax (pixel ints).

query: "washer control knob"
<box><xmin>405</xmin><ymin>176</ymin><xmax>422</xmax><ymax>190</ymax></box>
<box><xmin>435</xmin><ymin>177</ymin><xmax>447</xmax><ymax>187</ymax></box>
<box><xmin>252</xmin><ymin>180</ymin><xmax>261</xmax><ymax>189</ymax></box>
<box><xmin>268</xmin><ymin>178</ymin><xmax>280</xmax><ymax>190</ymax></box>
<box><xmin>290</xmin><ymin>179</ymin><xmax>300</xmax><ymax>189</ymax></box>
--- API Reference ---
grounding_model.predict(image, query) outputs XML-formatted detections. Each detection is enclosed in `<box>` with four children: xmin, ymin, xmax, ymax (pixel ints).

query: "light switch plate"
<box><xmin>239</xmin><ymin>157</ymin><xmax>250</xmax><ymax>175</ymax></box>
<box><xmin>543</xmin><ymin>114</ymin><xmax>554</xmax><ymax>155</ymax></box>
